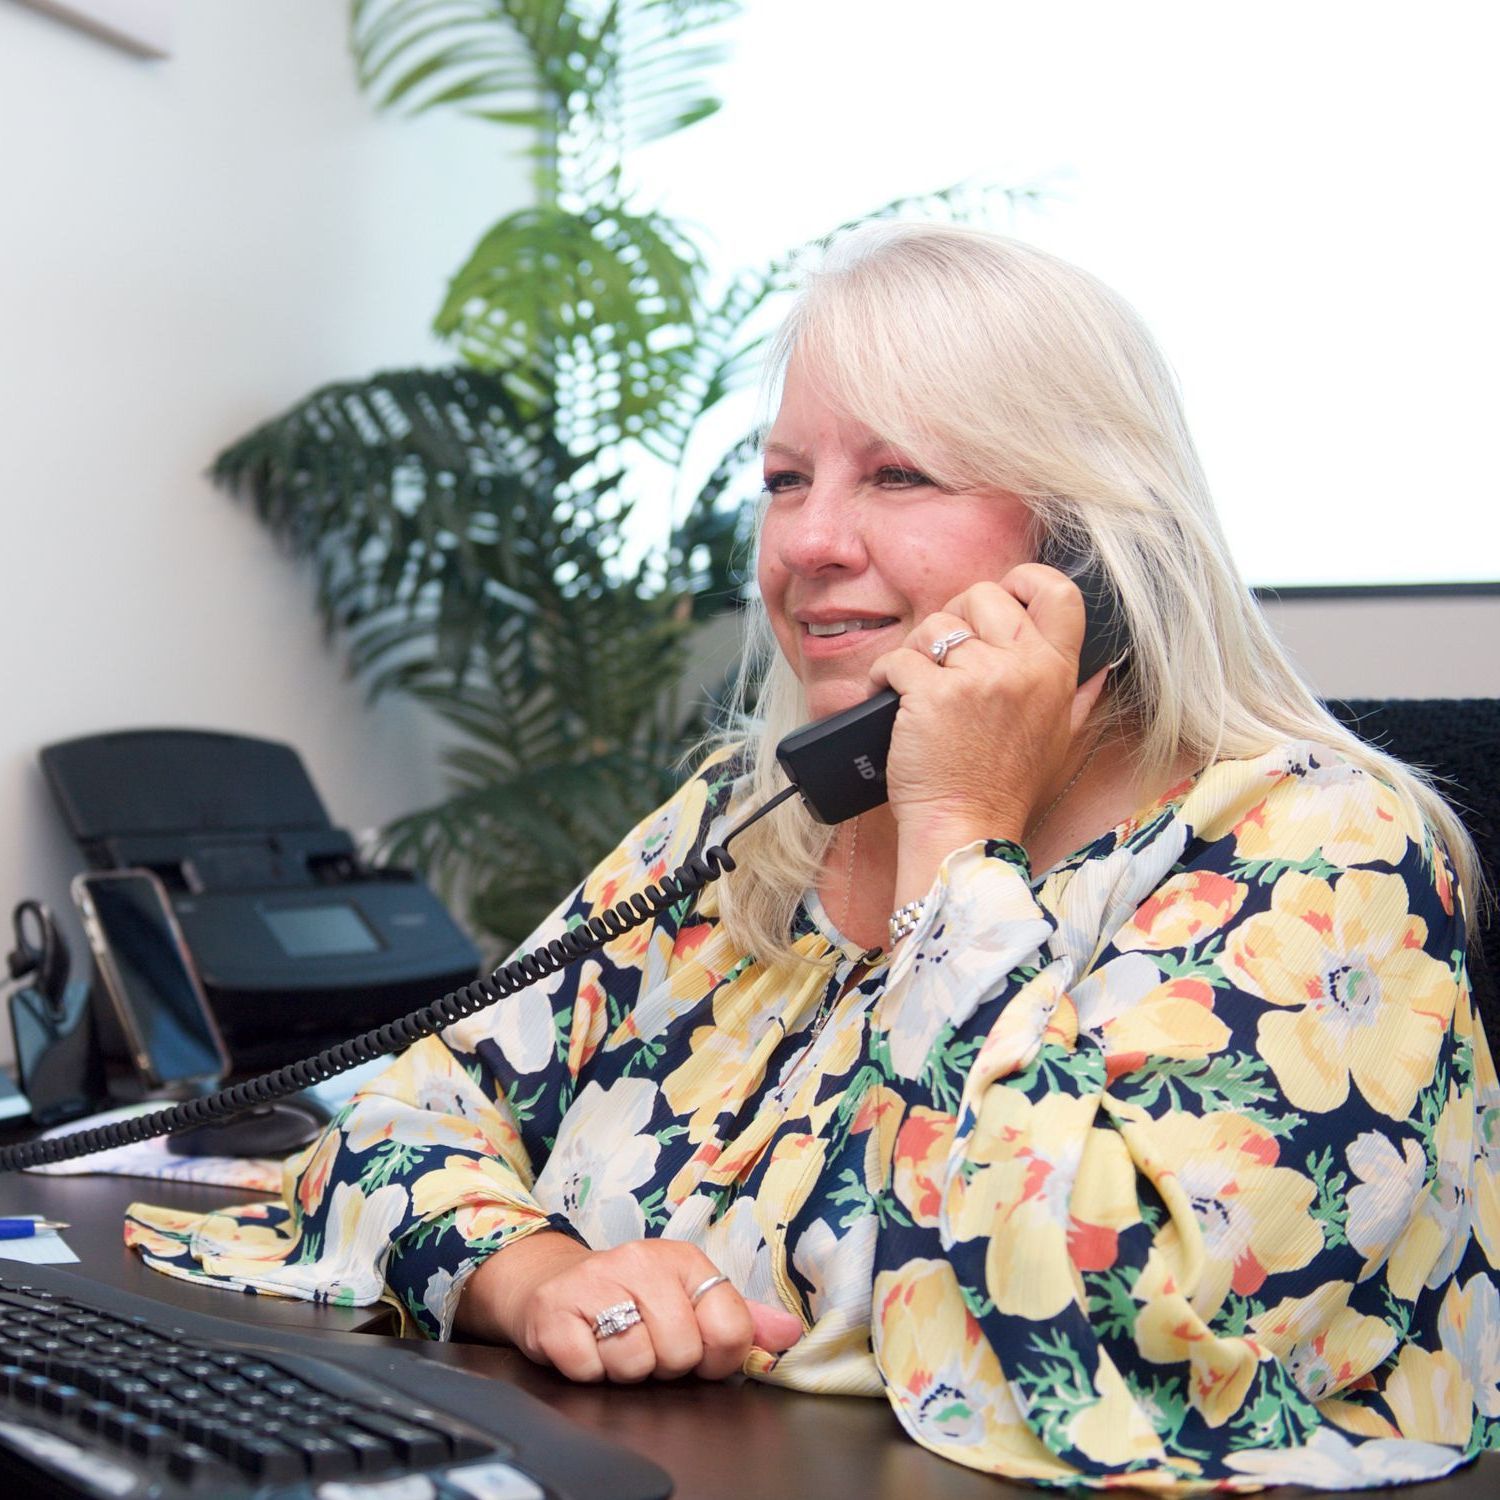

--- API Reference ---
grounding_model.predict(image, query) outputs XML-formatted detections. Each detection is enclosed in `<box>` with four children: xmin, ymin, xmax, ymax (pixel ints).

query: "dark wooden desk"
<box><xmin>2</xmin><ymin>1169</ymin><xmax>1496</xmax><ymax>1499</ymax></box>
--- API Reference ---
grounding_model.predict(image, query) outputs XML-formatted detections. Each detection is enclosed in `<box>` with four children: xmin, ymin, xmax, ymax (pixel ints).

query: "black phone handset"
<box><xmin>0</xmin><ymin>553</ymin><xmax>1124</xmax><ymax>1173</ymax></box>
<box><xmin>776</xmin><ymin>547</ymin><xmax>1127</xmax><ymax>824</ymax></box>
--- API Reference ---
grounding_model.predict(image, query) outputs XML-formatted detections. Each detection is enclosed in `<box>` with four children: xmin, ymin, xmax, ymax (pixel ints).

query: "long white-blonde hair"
<box><xmin>710</xmin><ymin>221</ymin><xmax>1481</xmax><ymax>964</ymax></box>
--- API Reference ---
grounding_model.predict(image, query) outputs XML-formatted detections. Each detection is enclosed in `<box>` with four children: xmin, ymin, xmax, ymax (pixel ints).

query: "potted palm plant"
<box><xmin>213</xmin><ymin>0</ymin><xmax>1007</xmax><ymax>949</ymax></box>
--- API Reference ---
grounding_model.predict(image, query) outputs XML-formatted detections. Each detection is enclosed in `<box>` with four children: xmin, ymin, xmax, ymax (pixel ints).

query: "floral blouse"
<box><xmin>126</xmin><ymin>739</ymin><xmax>1500</xmax><ymax>1492</ymax></box>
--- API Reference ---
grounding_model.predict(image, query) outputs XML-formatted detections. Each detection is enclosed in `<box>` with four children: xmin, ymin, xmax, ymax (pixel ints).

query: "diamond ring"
<box><xmin>928</xmin><ymin>628</ymin><xmax>974</xmax><ymax>666</ymax></box>
<box><xmin>593</xmin><ymin>1300</ymin><xmax>644</xmax><ymax>1340</ymax></box>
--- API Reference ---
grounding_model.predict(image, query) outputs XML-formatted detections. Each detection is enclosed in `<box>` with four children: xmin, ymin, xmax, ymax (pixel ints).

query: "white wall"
<box><xmin>1259</xmin><ymin>594</ymin><xmax>1500</xmax><ymax>700</ymax></box>
<box><xmin>0</xmin><ymin>0</ymin><xmax>526</xmax><ymax>1060</ymax></box>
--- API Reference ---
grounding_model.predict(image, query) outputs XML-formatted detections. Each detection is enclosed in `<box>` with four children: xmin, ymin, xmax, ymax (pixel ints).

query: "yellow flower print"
<box><xmin>1248</xmin><ymin>1282</ymin><xmax>1396</xmax><ymax>1401</ymax></box>
<box><xmin>665</xmin><ymin>1137</ymin><xmax>722</xmax><ymax>1209</ymax></box>
<box><xmin>566</xmin><ymin>959</ymin><xmax>610</xmax><ymax>1076</ymax></box>
<box><xmin>1471</xmin><ymin>1021</ymin><xmax>1500</xmax><ymax>1268</ymax></box>
<box><xmin>662</xmin><ymin>1021</ymin><xmax>765</xmax><ymax>1139</ymax></box>
<box><xmin>1384</xmin><ymin>1345</ymin><xmax>1475</xmax><ymax>1445</ymax></box>
<box><xmin>125</xmin><ymin>1203</ymin><xmax>204</xmax><ymax>1235</ymax></box>
<box><xmin>194</xmin><ymin>1208</ymin><xmax>295</xmax><ymax>1261</ymax></box>
<box><xmin>1316</xmin><ymin>1398</ymin><xmax>1399</xmax><ymax>1440</ymax></box>
<box><xmin>1387</xmin><ymin>1084</ymin><xmax>1476</xmax><ymax>1300</ymax></box>
<box><xmin>1122</xmin><ymin>1111</ymin><xmax>1323</xmax><ymax>1315</ymax></box>
<box><xmin>294</xmin><ymin>1126</ymin><xmax>340</xmax><ymax>1218</ymax></box>
<box><xmin>1131</xmin><ymin>1249</ymin><xmax>1265</xmax><ymax>1427</ymax></box>
<box><xmin>1074</xmin><ymin>952</ymin><xmax>1231</xmax><ymax>1085</ymax></box>
<box><xmin>411</xmin><ymin>1153</ymin><xmax>548</xmax><ymax>1242</ymax></box>
<box><xmin>1229</xmin><ymin>759</ymin><xmax>1411</xmax><ymax>869</ymax></box>
<box><xmin>750</xmin><ymin>1132</ymin><xmax>826</xmax><ymax>1245</ymax></box>
<box><xmin>873</xmin><ymin>1258</ymin><xmax>1078</xmax><ymax>1481</ymax></box>
<box><xmin>123</xmin><ymin>1213</ymin><xmax>197</xmax><ymax>1260</ymax></box>
<box><xmin>1065</xmin><ymin>1349</ymin><xmax>1169</xmax><ymax>1468</ymax></box>
<box><xmin>892</xmin><ymin>1106</ymin><xmax>953</xmax><ymax>1228</ymax></box>
<box><xmin>947</xmin><ymin>1088</ymin><xmax>1099</xmax><ymax>1318</ymax></box>
<box><xmin>1438</xmin><ymin>1273</ymin><xmax>1500</xmax><ymax>1419</ymax></box>
<box><xmin>850</xmin><ymin>1083</ymin><xmax>905</xmax><ymax>1197</ymax></box>
<box><xmin>1067</xmin><ymin>1128</ymin><xmax>1141</xmax><ymax>1273</ymax></box>
<box><xmin>582</xmin><ymin>772</ymin><xmax>711</xmax><ymax>974</ymax></box>
<box><xmin>1223</xmin><ymin>870</ymin><xmax>1455</xmax><ymax>1119</ymax></box>
<box><xmin>1115</xmin><ymin>871</ymin><xmax>1249</xmax><ymax>952</ymax></box>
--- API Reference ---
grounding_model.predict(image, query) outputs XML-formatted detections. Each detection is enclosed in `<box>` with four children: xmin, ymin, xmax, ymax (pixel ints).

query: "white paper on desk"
<box><xmin>0</xmin><ymin>1221</ymin><xmax>78</xmax><ymax>1266</ymax></box>
<box><xmin>21</xmin><ymin>1103</ymin><xmax>281</xmax><ymax>1192</ymax></box>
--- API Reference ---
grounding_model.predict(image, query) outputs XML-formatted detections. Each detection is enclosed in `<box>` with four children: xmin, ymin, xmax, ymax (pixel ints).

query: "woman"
<box><xmin>129</xmin><ymin>224</ymin><xmax>1500</xmax><ymax>1490</ymax></box>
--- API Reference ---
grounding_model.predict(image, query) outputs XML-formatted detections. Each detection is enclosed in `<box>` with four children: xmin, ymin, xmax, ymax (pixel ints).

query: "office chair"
<box><xmin>1326</xmin><ymin>698</ymin><xmax>1500</xmax><ymax>1052</ymax></box>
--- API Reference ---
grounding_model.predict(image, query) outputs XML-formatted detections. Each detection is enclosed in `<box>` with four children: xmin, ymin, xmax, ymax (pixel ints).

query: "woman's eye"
<box><xmin>762</xmin><ymin>470</ymin><xmax>804</xmax><ymax>495</ymax></box>
<box><xmin>875</xmin><ymin>465</ymin><xmax>933</xmax><ymax>489</ymax></box>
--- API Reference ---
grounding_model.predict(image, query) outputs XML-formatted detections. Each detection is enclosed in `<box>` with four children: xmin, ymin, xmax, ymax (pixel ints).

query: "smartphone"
<box><xmin>72</xmin><ymin>870</ymin><xmax>229</xmax><ymax>1090</ymax></box>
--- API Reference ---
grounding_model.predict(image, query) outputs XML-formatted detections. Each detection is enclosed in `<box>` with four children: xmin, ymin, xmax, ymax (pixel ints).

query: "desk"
<box><xmin>1</xmin><ymin>1170</ymin><xmax>1496</xmax><ymax>1500</ymax></box>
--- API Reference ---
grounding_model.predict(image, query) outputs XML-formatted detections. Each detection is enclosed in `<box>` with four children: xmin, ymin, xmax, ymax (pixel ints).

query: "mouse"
<box><xmin>165</xmin><ymin>1096</ymin><xmax>331</xmax><ymax>1159</ymax></box>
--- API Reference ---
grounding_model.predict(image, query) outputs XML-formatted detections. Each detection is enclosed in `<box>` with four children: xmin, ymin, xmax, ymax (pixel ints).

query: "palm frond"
<box><xmin>350</xmin><ymin>0</ymin><xmax>739</xmax><ymax>158</ymax></box>
<box><xmin>210</xmin><ymin>366</ymin><xmax>639</xmax><ymax>691</ymax></box>
<box><xmin>434</xmin><ymin>203</ymin><xmax>706</xmax><ymax>444</ymax></box>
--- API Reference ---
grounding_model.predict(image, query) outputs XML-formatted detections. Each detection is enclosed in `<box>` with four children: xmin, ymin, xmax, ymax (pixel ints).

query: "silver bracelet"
<box><xmin>888</xmin><ymin>899</ymin><xmax>925</xmax><ymax>948</ymax></box>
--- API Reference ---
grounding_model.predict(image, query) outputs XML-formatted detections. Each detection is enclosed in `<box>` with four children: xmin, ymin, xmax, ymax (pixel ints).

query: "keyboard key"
<box><xmin>74</xmin><ymin>1361</ymin><xmax>126</xmax><ymax>1397</ymax></box>
<box><xmin>380</xmin><ymin>1421</ymin><xmax>450</xmax><ymax>1468</ymax></box>
<box><xmin>39</xmin><ymin>1382</ymin><xmax>82</xmax><ymax>1417</ymax></box>
<box><xmin>166</xmin><ymin>1441</ymin><xmax>218</xmax><ymax>1483</ymax></box>
<box><xmin>279</xmin><ymin>1427</ymin><xmax>360</xmax><ymax>1479</ymax></box>
<box><xmin>325</xmin><ymin>1423</ymin><xmax>400</xmax><ymax>1472</ymax></box>
<box><xmin>101</xmin><ymin>1409</ymin><xmax>149</xmax><ymax>1447</ymax></box>
<box><xmin>230</xmin><ymin>1433</ymin><xmax>306</xmax><ymax>1483</ymax></box>
<box><xmin>126</xmin><ymin>1420</ymin><xmax>174</xmax><ymax>1459</ymax></box>
<box><xmin>77</xmin><ymin>1398</ymin><xmax>115</xmax><ymax>1433</ymax></box>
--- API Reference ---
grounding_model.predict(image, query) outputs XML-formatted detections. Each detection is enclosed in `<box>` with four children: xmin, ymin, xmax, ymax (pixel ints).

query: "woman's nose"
<box><xmin>776</xmin><ymin>478</ymin><xmax>867</xmax><ymax>577</ymax></box>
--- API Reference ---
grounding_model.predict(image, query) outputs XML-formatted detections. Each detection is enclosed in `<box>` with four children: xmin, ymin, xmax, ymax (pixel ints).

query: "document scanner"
<box><xmin>41</xmin><ymin>729</ymin><xmax>481</xmax><ymax>1076</ymax></box>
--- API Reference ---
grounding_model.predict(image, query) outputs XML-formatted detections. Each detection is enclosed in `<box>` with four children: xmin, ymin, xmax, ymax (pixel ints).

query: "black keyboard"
<box><xmin>0</xmin><ymin>1262</ymin><xmax>673</xmax><ymax>1499</ymax></box>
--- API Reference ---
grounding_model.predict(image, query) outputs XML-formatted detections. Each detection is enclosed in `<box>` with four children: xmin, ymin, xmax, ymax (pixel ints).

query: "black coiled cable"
<box><xmin>0</xmin><ymin>784</ymin><xmax>799</xmax><ymax>1174</ymax></box>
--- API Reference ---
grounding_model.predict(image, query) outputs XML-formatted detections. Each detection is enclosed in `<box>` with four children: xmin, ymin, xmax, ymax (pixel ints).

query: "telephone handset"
<box><xmin>0</xmin><ymin>552</ymin><xmax>1124</xmax><ymax>1174</ymax></box>
<box><xmin>775</xmin><ymin>548</ymin><xmax>1127</xmax><ymax>825</ymax></box>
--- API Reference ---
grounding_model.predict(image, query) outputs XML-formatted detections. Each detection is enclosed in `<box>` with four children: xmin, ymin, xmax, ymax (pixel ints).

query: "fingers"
<box><xmin>692</xmin><ymin>1278</ymin><xmax>757</xmax><ymax>1380</ymax></box>
<box><xmin>519</xmin><ymin>1241</ymin><xmax>800</xmax><ymax>1385</ymax></box>
<box><xmin>969</xmin><ymin>563</ymin><xmax>1088</xmax><ymax>667</ymax></box>
<box><xmin>748</xmin><ymin>1298</ymin><xmax>805</xmax><ymax>1352</ymax></box>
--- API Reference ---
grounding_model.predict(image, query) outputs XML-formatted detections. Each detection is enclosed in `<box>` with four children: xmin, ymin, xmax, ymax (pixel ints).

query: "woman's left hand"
<box><xmin>868</xmin><ymin>564</ymin><xmax>1109</xmax><ymax>897</ymax></box>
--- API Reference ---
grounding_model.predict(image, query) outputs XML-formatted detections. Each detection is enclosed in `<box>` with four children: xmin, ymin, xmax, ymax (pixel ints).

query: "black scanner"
<box><xmin>41</xmin><ymin>729</ymin><xmax>481</xmax><ymax>1077</ymax></box>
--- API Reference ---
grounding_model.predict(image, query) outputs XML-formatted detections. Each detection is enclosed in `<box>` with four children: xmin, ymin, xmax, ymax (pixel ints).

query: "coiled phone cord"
<box><xmin>0</xmin><ymin>785</ymin><xmax>800</xmax><ymax>1175</ymax></box>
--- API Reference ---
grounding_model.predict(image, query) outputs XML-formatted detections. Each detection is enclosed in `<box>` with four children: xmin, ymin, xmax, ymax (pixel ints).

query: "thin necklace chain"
<box><xmin>1028</xmin><ymin>737</ymin><xmax>1104</xmax><ymax>846</ymax></box>
<box><xmin>843</xmin><ymin>815</ymin><xmax>860</xmax><ymax>934</ymax></box>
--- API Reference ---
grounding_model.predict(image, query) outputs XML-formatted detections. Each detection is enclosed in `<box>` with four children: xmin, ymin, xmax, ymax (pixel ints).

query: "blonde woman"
<box><xmin>130</xmin><ymin>224</ymin><xmax>1499</xmax><ymax>1491</ymax></box>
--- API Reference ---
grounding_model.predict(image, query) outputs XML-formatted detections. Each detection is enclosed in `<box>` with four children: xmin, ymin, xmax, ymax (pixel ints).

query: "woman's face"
<box><xmin>757</xmin><ymin>360</ymin><xmax>1036</xmax><ymax>721</ymax></box>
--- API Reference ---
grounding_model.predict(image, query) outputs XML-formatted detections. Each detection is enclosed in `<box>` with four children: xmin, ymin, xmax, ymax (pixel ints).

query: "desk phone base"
<box><xmin>0</xmin><ymin>1264</ymin><xmax>671</xmax><ymax>1499</ymax></box>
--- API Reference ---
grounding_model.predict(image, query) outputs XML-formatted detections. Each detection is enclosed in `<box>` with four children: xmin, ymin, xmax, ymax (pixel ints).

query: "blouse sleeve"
<box><xmin>867</xmin><ymin>743</ymin><xmax>1498</xmax><ymax>1491</ymax></box>
<box><xmin>125</xmin><ymin>749</ymin><xmax>743</xmax><ymax>1339</ymax></box>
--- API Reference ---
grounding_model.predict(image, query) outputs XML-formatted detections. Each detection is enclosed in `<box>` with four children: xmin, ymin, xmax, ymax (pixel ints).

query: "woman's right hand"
<box><xmin>454</xmin><ymin>1230</ymin><xmax>804</xmax><ymax>1382</ymax></box>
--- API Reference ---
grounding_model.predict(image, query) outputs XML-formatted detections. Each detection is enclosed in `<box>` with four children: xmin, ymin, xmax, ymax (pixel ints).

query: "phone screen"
<box><xmin>78</xmin><ymin>874</ymin><xmax>225</xmax><ymax>1086</ymax></box>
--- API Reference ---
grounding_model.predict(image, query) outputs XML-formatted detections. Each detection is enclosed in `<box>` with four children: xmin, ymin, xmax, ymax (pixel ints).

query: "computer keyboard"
<box><xmin>0</xmin><ymin>1262</ymin><xmax>673</xmax><ymax>1499</ymax></box>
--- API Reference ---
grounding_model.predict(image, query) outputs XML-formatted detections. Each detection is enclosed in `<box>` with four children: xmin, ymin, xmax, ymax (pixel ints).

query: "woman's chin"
<box><xmin>801</xmin><ymin>674</ymin><xmax>876</xmax><ymax>723</ymax></box>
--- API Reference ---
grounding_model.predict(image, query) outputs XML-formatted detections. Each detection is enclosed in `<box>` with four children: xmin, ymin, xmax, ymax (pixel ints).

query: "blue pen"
<box><xmin>0</xmin><ymin>1218</ymin><xmax>68</xmax><ymax>1240</ymax></box>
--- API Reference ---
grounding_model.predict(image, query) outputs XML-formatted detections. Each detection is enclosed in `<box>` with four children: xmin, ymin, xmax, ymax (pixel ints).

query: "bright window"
<box><xmin>634</xmin><ymin>0</ymin><xmax>1498</xmax><ymax>587</ymax></box>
